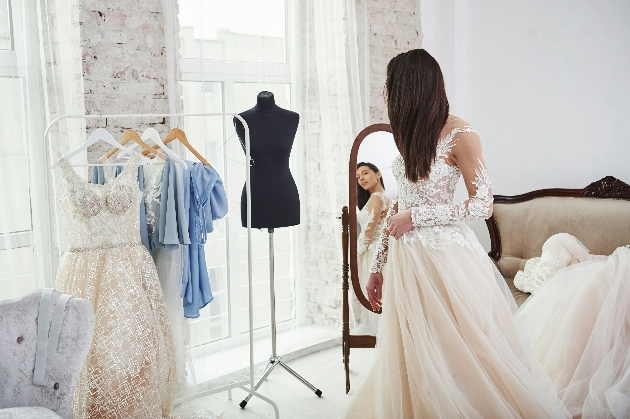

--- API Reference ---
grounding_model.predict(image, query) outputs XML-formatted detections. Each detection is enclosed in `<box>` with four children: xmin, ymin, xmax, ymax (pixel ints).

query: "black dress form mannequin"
<box><xmin>233</xmin><ymin>91</ymin><xmax>300</xmax><ymax>229</ymax></box>
<box><xmin>233</xmin><ymin>93</ymin><xmax>321</xmax><ymax>409</ymax></box>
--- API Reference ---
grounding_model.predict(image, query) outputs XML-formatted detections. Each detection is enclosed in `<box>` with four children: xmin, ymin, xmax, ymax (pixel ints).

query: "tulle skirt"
<box><xmin>515</xmin><ymin>245</ymin><xmax>630</xmax><ymax>418</ymax></box>
<box><xmin>341</xmin><ymin>237</ymin><xmax>570</xmax><ymax>419</ymax></box>
<box><xmin>56</xmin><ymin>245</ymin><xmax>177</xmax><ymax>419</ymax></box>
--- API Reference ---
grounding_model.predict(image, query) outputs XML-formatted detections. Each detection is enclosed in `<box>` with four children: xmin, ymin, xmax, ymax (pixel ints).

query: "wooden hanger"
<box><xmin>162</xmin><ymin>128</ymin><xmax>212</xmax><ymax>168</ymax></box>
<box><xmin>100</xmin><ymin>129</ymin><xmax>166</xmax><ymax>163</ymax></box>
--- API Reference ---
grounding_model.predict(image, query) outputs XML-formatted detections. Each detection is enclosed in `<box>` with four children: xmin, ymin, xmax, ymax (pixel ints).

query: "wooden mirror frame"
<box><xmin>341</xmin><ymin>122</ymin><xmax>393</xmax><ymax>393</ymax></box>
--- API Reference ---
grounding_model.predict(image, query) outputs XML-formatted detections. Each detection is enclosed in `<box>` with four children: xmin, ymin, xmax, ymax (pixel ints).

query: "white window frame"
<box><xmin>0</xmin><ymin>0</ymin><xmax>53</xmax><ymax>299</ymax></box>
<box><xmin>180</xmin><ymin>0</ymin><xmax>303</xmax><ymax>357</ymax></box>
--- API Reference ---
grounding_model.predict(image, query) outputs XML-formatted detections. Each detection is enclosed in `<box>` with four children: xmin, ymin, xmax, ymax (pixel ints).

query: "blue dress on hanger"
<box><xmin>181</xmin><ymin>161</ymin><xmax>228</xmax><ymax>318</ymax></box>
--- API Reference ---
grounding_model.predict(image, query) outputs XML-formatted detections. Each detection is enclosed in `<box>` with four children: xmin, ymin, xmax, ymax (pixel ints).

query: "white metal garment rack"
<box><xmin>43</xmin><ymin>113</ymin><xmax>280</xmax><ymax>418</ymax></box>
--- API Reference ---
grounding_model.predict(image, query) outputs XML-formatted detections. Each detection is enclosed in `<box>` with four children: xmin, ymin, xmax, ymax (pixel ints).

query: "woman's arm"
<box><xmin>369</xmin><ymin>198</ymin><xmax>398</xmax><ymax>273</ymax></box>
<box><xmin>357</xmin><ymin>193</ymin><xmax>390</xmax><ymax>257</ymax></box>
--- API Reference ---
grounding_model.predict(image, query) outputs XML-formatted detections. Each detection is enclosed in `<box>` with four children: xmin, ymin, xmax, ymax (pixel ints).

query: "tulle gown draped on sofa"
<box><xmin>341</xmin><ymin>126</ymin><xmax>570</xmax><ymax>419</ymax></box>
<box><xmin>55</xmin><ymin>154</ymin><xmax>176</xmax><ymax>419</ymax></box>
<box><xmin>514</xmin><ymin>233</ymin><xmax>630</xmax><ymax>418</ymax></box>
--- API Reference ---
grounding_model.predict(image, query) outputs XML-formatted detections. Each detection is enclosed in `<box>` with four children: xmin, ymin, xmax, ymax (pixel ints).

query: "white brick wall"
<box><xmin>367</xmin><ymin>0</ymin><xmax>422</xmax><ymax>122</ymax></box>
<box><xmin>79</xmin><ymin>0</ymin><xmax>170</xmax><ymax>163</ymax></box>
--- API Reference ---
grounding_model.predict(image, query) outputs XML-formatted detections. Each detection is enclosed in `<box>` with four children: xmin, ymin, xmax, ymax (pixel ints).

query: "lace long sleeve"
<box><xmin>411</xmin><ymin>133</ymin><xmax>493</xmax><ymax>227</ymax></box>
<box><xmin>369</xmin><ymin>198</ymin><xmax>398</xmax><ymax>273</ymax></box>
<box><xmin>357</xmin><ymin>193</ymin><xmax>390</xmax><ymax>257</ymax></box>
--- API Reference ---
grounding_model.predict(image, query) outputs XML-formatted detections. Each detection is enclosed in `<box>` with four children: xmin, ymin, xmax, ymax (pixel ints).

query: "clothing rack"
<box><xmin>43</xmin><ymin>113</ymin><xmax>280</xmax><ymax>418</ymax></box>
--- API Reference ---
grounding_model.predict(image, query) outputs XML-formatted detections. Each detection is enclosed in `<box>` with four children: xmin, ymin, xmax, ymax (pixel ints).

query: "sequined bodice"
<box><xmin>392</xmin><ymin>139</ymin><xmax>461</xmax><ymax>212</ymax></box>
<box><xmin>59</xmin><ymin>155</ymin><xmax>143</xmax><ymax>250</ymax></box>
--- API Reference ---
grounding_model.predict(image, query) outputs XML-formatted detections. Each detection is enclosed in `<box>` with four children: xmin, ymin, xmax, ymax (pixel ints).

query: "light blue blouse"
<box><xmin>158</xmin><ymin>158</ymin><xmax>191</xmax><ymax>251</ymax></box>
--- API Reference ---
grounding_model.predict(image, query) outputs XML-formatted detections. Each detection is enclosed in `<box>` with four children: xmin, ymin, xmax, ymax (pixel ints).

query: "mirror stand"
<box><xmin>342</xmin><ymin>123</ymin><xmax>393</xmax><ymax>393</ymax></box>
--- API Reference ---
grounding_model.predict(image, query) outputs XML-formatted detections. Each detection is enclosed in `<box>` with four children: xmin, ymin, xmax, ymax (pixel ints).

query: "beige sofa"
<box><xmin>486</xmin><ymin>176</ymin><xmax>630</xmax><ymax>307</ymax></box>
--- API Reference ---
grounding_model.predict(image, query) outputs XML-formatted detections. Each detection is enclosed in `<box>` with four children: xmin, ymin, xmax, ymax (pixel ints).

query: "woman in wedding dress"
<box><xmin>513</xmin><ymin>233</ymin><xmax>630</xmax><ymax>418</ymax></box>
<box><xmin>352</xmin><ymin>163</ymin><xmax>391</xmax><ymax>334</ymax></box>
<box><xmin>341</xmin><ymin>49</ymin><xmax>570</xmax><ymax>418</ymax></box>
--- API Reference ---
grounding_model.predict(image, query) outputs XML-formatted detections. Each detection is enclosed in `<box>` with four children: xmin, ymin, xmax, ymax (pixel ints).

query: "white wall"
<box><xmin>422</xmin><ymin>0</ymin><xmax>630</xmax><ymax>249</ymax></box>
<box><xmin>357</xmin><ymin>131</ymin><xmax>399</xmax><ymax>199</ymax></box>
<box><xmin>423</xmin><ymin>0</ymin><xmax>630</xmax><ymax>193</ymax></box>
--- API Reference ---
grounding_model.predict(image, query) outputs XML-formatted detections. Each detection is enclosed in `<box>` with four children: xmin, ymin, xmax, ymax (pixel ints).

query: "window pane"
<box><xmin>233</xmin><ymin>82</ymin><xmax>291</xmax><ymax>112</ymax></box>
<box><xmin>0</xmin><ymin>0</ymin><xmax>11</xmax><ymax>50</ymax></box>
<box><xmin>181</xmin><ymin>81</ymin><xmax>225</xmax><ymax>176</ymax></box>
<box><xmin>178</xmin><ymin>0</ymin><xmax>286</xmax><ymax>63</ymax></box>
<box><xmin>0</xmin><ymin>77</ymin><xmax>30</xmax><ymax>234</ymax></box>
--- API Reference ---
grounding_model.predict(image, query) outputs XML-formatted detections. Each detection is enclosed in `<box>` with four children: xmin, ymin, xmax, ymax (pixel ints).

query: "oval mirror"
<box><xmin>348</xmin><ymin>124</ymin><xmax>397</xmax><ymax>318</ymax></box>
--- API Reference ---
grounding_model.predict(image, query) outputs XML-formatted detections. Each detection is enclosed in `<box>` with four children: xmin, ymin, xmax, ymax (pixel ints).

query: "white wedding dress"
<box><xmin>514</xmin><ymin>233</ymin><xmax>630</xmax><ymax>418</ymax></box>
<box><xmin>341</xmin><ymin>126</ymin><xmax>570</xmax><ymax>418</ymax></box>
<box><xmin>56</xmin><ymin>154</ymin><xmax>177</xmax><ymax>419</ymax></box>
<box><xmin>352</xmin><ymin>191</ymin><xmax>391</xmax><ymax>335</ymax></box>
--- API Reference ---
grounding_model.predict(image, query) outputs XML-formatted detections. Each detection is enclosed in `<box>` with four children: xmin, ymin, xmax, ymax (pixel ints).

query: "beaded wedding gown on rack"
<box><xmin>341</xmin><ymin>126</ymin><xmax>570</xmax><ymax>418</ymax></box>
<box><xmin>56</xmin><ymin>154</ymin><xmax>177</xmax><ymax>419</ymax></box>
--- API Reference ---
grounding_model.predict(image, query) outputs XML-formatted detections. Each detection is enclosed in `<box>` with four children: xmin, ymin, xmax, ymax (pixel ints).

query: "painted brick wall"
<box><xmin>367</xmin><ymin>0</ymin><xmax>422</xmax><ymax>122</ymax></box>
<box><xmin>79</xmin><ymin>0</ymin><xmax>170</xmax><ymax>163</ymax></box>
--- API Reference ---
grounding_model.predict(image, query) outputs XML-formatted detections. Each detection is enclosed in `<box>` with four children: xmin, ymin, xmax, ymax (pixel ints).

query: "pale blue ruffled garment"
<box><xmin>181</xmin><ymin>161</ymin><xmax>228</xmax><ymax>318</ymax></box>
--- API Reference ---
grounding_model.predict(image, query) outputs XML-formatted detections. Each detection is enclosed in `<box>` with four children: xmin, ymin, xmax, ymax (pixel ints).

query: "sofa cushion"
<box><xmin>0</xmin><ymin>407</ymin><xmax>62</xmax><ymax>419</ymax></box>
<box><xmin>504</xmin><ymin>276</ymin><xmax>530</xmax><ymax>307</ymax></box>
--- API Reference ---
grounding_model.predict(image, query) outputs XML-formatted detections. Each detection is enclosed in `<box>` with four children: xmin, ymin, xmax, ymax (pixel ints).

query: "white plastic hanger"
<box><xmin>52</xmin><ymin>128</ymin><xmax>152</xmax><ymax>168</ymax></box>
<box><xmin>142</xmin><ymin>128</ymin><xmax>187</xmax><ymax>167</ymax></box>
<box><xmin>118</xmin><ymin>128</ymin><xmax>187</xmax><ymax>167</ymax></box>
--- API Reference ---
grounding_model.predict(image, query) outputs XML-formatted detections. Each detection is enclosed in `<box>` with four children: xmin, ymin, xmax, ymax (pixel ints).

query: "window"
<box><xmin>178</xmin><ymin>0</ymin><xmax>298</xmax><ymax>353</ymax></box>
<box><xmin>0</xmin><ymin>0</ymin><xmax>40</xmax><ymax>301</ymax></box>
<box><xmin>0</xmin><ymin>0</ymin><xmax>12</xmax><ymax>50</ymax></box>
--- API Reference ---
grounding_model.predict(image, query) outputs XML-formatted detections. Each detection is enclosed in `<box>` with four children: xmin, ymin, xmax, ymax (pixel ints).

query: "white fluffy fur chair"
<box><xmin>0</xmin><ymin>289</ymin><xmax>94</xmax><ymax>419</ymax></box>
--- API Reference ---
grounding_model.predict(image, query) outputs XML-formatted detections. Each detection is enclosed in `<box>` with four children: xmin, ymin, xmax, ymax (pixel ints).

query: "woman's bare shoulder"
<box><xmin>442</xmin><ymin>115</ymin><xmax>473</xmax><ymax>134</ymax></box>
<box><xmin>369</xmin><ymin>192</ymin><xmax>391</xmax><ymax>208</ymax></box>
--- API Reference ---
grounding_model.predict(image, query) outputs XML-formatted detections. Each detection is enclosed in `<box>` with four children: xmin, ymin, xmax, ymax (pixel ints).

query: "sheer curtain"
<box><xmin>0</xmin><ymin>0</ymin><xmax>85</xmax><ymax>301</ymax></box>
<box><xmin>300</xmin><ymin>0</ymin><xmax>368</xmax><ymax>328</ymax></box>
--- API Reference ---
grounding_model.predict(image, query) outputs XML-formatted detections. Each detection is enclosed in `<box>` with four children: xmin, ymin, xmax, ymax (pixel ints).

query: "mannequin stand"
<box><xmin>239</xmin><ymin>228</ymin><xmax>322</xmax><ymax>408</ymax></box>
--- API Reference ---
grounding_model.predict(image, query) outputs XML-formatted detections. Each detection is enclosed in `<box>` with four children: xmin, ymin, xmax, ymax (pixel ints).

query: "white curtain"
<box><xmin>300</xmin><ymin>0</ymin><xmax>368</xmax><ymax>328</ymax></box>
<box><xmin>0</xmin><ymin>0</ymin><xmax>85</xmax><ymax>300</ymax></box>
<box><xmin>37</xmin><ymin>0</ymin><xmax>87</xmax><ymax>280</ymax></box>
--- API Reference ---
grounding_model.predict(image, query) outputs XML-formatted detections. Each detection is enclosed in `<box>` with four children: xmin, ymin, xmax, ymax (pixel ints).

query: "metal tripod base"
<box><xmin>239</xmin><ymin>355</ymin><xmax>322</xmax><ymax>408</ymax></box>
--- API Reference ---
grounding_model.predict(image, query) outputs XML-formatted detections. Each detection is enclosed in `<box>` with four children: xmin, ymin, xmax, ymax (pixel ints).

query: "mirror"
<box><xmin>348</xmin><ymin>124</ymin><xmax>397</xmax><ymax>317</ymax></box>
<box><xmin>342</xmin><ymin>123</ymin><xmax>398</xmax><ymax>393</ymax></box>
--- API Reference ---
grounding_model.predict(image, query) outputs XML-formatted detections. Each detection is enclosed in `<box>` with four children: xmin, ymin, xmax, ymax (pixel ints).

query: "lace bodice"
<box><xmin>59</xmin><ymin>154</ymin><xmax>143</xmax><ymax>250</ymax></box>
<box><xmin>370</xmin><ymin>126</ymin><xmax>493</xmax><ymax>273</ymax></box>
<box><xmin>357</xmin><ymin>192</ymin><xmax>391</xmax><ymax>257</ymax></box>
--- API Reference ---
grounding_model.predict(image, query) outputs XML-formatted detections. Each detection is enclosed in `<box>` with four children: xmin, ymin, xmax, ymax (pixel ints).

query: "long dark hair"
<box><xmin>386</xmin><ymin>49</ymin><xmax>449</xmax><ymax>182</ymax></box>
<box><xmin>356</xmin><ymin>162</ymin><xmax>385</xmax><ymax>210</ymax></box>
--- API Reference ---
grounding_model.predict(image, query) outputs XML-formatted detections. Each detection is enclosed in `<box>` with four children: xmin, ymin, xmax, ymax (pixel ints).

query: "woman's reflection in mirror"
<box><xmin>353</xmin><ymin>162</ymin><xmax>392</xmax><ymax>334</ymax></box>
